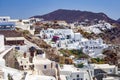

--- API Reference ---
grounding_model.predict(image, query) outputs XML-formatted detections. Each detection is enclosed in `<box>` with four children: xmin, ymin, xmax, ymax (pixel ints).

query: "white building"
<box><xmin>17</xmin><ymin>56</ymin><xmax>31</xmax><ymax>70</ymax></box>
<box><xmin>77</xmin><ymin>22</ymin><xmax>113</xmax><ymax>34</ymax></box>
<box><xmin>80</xmin><ymin>38</ymin><xmax>108</xmax><ymax>58</ymax></box>
<box><xmin>33</xmin><ymin>54</ymin><xmax>58</xmax><ymax>78</ymax></box>
<box><xmin>0</xmin><ymin>16</ymin><xmax>10</xmax><ymax>22</ymax></box>
<box><xmin>0</xmin><ymin>35</ymin><xmax>5</xmax><ymax>52</ymax></box>
<box><xmin>59</xmin><ymin>65</ymin><xmax>93</xmax><ymax>80</ymax></box>
<box><xmin>89</xmin><ymin>64</ymin><xmax>118</xmax><ymax>76</ymax></box>
<box><xmin>103</xmin><ymin>77</ymin><xmax>119</xmax><ymax>80</ymax></box>
<box><xmin>15</xmin><ymin>21</ymin><xmax>35</xmax><ymax>35</ymax></box>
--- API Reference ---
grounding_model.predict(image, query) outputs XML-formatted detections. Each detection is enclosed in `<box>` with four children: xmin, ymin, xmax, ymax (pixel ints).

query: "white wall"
<box><xmin>0</xmin><ymin>35</ymin><xmax>5</xmax><ymax>52</ymax></box>
<box><xmin>66</xmin><ymin>72</ymin><xmax>90</xmax><ymax>80</ymax></box>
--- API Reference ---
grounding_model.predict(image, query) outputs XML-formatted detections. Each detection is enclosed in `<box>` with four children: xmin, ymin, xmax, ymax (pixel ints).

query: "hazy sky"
<box><xmin>0</xmin><ymin>0</ymin><xmax>119</xmax><ymax>20</ymax></box>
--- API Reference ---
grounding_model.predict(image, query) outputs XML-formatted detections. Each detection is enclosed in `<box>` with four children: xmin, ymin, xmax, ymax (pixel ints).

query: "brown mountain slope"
<box><xmin>32</xmin><ymin>9</ymin><xmax>120</xmax><ymax>26</ymax></box>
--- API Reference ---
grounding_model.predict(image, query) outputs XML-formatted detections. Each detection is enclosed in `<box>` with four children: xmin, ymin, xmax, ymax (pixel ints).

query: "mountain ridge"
<box><xmin>31</xmin><ymin>9</ymin><xmax>120</xmax><ymax>26</ymax></box>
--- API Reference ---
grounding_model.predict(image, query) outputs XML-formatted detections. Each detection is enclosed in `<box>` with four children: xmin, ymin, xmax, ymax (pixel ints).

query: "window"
<box><xmin>15</xmin><ymin>47</ymin><xmax>20</xmax><ymax>50</ymax></box>
<box><xmin>67</xmin><ymin>35</ymin><xmax>71</xmax><ymax>39</ymax></box>
<box><xmin>44</xmin><ymin>65</ymin><xmax>47</xmax><ymax>69</ymax></box>
<box><xmin>110</xmin><ymin>69</ymin><xmax>112</xmax><ymax>72</ymax></box>
<box><xmin>3</xmin><ymin>18</ymin><xmax>6</xmax><ymax>21</ymax></box>
<box><xmin>77</xmin><ymin>74</ymin><xmax>79</xmax><ymax>77</ymax></box>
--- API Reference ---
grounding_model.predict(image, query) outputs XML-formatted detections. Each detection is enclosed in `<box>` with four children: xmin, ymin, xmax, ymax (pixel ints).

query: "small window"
<box><xmin>77</xmin><ymin>74</ymin><xmax>79</xmax><ymax>77</ymax></box>
<box><xmin>77</xmin><ymin>78</ymin><xmax>80</xmax><ymax>80</ymax></box>
<box><xmin>110</xmin><ymin>69</ymin><xmax>112</xmax><ymax>72</ymax></box>
<box><xmin>44</xmin><ymin>65</ymin><xmax>47</xmax><ymax>69</ymax></box>
<box><xmin>3</xmin><ymin>18</ymin><xmax>6</xmax><ymax>21</ymax></box>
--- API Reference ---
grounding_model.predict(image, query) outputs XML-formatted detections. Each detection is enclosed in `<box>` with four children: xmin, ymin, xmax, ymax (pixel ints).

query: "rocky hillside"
<box><xmin>99</xmin><ymin>27</ymin><xmax>120</xmax><ymax>44</ymax></box>
<box><xmin>32</xmin><ymin>9</ymin><xmax>120</xmax><ymax>26</ymax></box>
<box><xmin>117</xmin><ymin>18</ymin><xmax>120</xmax><ymax>22</ymax></box>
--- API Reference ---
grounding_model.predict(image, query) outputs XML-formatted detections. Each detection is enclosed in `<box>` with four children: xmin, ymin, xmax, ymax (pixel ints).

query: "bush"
<box><xmin>77</xmin><ymin>63</ymin><xmax>84</xmax><ymax>68</ymax></box>
<box><xmin>91</xmin><ymin>58</ymin><xmax>105</xmax><ymax>64</ymax></box>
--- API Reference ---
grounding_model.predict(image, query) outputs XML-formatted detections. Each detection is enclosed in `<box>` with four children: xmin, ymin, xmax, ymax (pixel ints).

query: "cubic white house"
<box><xmin>59</xmin><ymin>65</ymin><xmax>93</xmax><ymax>80</ymax></box>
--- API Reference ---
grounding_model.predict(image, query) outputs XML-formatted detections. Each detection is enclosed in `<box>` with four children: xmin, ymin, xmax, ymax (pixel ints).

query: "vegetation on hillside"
<box><xmin>91</xmin><ymin>58</ymin><xmax>105</xmax><ymax>64</ymax></box>
<box><xmin>59</xmin><ymin>49</ymin><xmax>89</xmax><ymax>59</ymax></box>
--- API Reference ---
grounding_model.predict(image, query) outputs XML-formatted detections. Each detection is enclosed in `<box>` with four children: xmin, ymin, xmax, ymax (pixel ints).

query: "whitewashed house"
<box><xmin>0</xmin><ymin>16</ymin><xmax>10</xmax><ymax>22</ymax></box>
<box><xmin>33</xmin><ymin>53</ymin><xmax>58</xmax><ymax>79</ymax></box>
<box><xmin>17</xmin><ymin>56</ymin><xmax>31</xmax><ymax>70</ymax></box>
<box><xmin>15</xmin><ymin>20</ymin><xmax>35</xmax><ymax>35</ymax></box>
<box><xmin>89</xmin><ymin>64</ymin><xmax>118</xmax><ymax>75</ymax></box>
<box><xmin>59</xmin><ymin>65</ymin><xmax>93</xmax><ymax>80</ymax></box>
<box><xmin>88</xmin><ymin>64</ymin><xmax>118</xmax><ymax>77</ymax></box>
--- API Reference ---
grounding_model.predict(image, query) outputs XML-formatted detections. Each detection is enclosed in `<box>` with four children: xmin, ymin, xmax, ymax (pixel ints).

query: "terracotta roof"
<box><xmin>0</xmin><ymin>30</ymin><xmax>23</xmax><ymax>37</ymax></box>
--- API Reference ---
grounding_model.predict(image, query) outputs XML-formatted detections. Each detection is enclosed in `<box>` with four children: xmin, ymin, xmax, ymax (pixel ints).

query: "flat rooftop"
<box><xmin>0</xmin><ymin>30</ymin><xmax>23</xmax><ymax>37</ymax></box>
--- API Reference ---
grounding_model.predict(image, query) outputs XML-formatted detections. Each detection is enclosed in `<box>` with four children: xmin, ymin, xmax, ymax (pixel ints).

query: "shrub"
<box><xmin>77</xmin><ymin>63</ymin><xmax>84</xmax><ymax>68</ymax></box>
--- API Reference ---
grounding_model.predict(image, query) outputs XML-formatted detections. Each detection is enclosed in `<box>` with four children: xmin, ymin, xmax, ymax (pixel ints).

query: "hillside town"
<box><xmin>0</xmin><ymin>16</ymin><xmax>120</xmax><ymax>80</ymax></box>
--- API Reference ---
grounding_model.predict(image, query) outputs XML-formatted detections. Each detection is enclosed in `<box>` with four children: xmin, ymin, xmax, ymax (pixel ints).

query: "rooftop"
<box><xmin>0</xmin><ymin>22</ymin><xmax>15</xmax><ymax>26</ymax></box>
<box><xmin>0</xmin><ymin>30</ymin><xmax>23</xmax><ymax>37</ymax></box>
<box><xmin>60</xmin><ymin>65</ymin><xmax>86</xmax><ymax>73</ymax></box>
<box><xmin>33</xmin><ymin>57</ymin><xmax>52</xmax><ymax>64</ymax></box>
<box><xmin>25</xmin><ymin>74</ymin><xmax>56</xmax><ymax>80</ymax></box>
<box><xmin>90</xmin><ymin>64</ymin><xmax>116</xmax><ymax>69</ymax></box>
